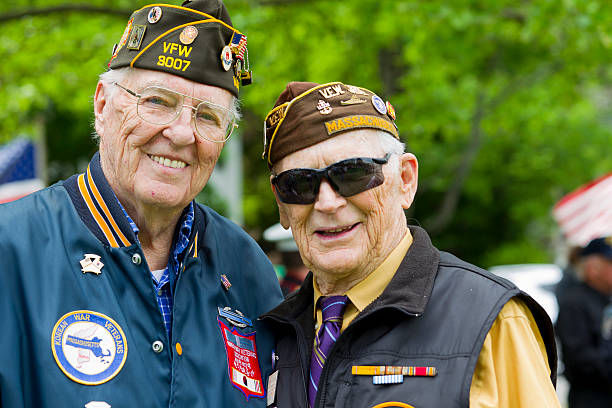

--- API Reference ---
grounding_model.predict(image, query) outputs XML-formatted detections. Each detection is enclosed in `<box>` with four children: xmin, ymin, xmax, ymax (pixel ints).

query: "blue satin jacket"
<box><xmin>0</xmin><ymin>153</ymin><xmax>283</xmax><ymax>407</ymax></box>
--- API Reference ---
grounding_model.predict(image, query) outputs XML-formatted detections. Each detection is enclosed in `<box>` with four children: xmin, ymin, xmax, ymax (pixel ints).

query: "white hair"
<box><xmin>97</xmin><ymin>67</ymin><xmax>133</xmax><ymax>102</ymax></box>
<box><xmin>375</xmin><ymin>130</ymin><xmax>405</xmax><ymax>156</ymax></box>
<box><xmin>371</xmin><ymin>130</ymin><xmax>406</xmax><ymax>175</ymax></box>
<box><xmin>92</xmin><ymin>67</ymin><xmax>241</xmax><ymax>143</ymax></box>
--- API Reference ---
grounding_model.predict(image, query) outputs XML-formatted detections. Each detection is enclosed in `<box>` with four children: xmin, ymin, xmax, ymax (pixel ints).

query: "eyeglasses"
<box><xmin>114</xmin><ymin>83</ymin><xmax>238</xmax><ymax>143</ymax></box>
<box><xmin>272</xmin><ymin>153</ymin><xmax>391</xmax><ymax>204</ymax></box>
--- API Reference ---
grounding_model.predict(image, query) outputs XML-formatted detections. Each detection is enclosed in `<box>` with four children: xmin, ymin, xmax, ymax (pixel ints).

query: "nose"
<box><xmin>314</xmin><ymin>179</ymin><xmax>346</xmax><ymax>213</ymax></box>
<box><xmin>162</xmin><ymin>105</ymin><xmax>196</xmax><ymax>146</ymax></box>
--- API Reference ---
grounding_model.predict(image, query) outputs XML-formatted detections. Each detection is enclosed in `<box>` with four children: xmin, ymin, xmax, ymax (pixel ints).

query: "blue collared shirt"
<box><xmin>116</xmin><ymin>196</ymin><xmax>194</xmax><ymax>339</ymax></box>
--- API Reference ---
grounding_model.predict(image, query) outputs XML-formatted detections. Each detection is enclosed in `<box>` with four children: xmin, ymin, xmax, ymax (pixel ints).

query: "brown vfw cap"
<box><xmin>263</xmin><ymin>81</ymin><xmax>399</xmax><ymax>168</ymax></box>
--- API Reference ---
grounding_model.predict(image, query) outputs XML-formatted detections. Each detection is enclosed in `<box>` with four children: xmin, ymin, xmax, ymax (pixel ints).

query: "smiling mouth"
<box><xmin>316</xmin><ymin>223</ymin><xmax>360</xmax><ymax>237</ymax></box>
<box><xmin>149</xmin><ymin>154</ymin><xmax>187</xmax><ymax>169</ymax></box>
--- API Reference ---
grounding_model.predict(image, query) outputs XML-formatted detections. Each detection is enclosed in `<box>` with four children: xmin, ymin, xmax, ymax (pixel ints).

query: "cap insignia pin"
<box><xmin>80</xmin><ymin>254</ymin><xmax>104</xmax><ymax>275</ymax></box>
<box><xmin>179</xmin><ymin>26</ymin><xmax>198</xmax><ymax>45</ymax></box>
<box><xmin>220</xmin><ymin>45</ymin><xmax>233</xmax><ymax>71</ymax></box>
<box><xmin>110</xmin><ymin>18</ymin><xmax>133</xmax><ymax>62</ymax></box>
<box><xmin>386</xmin><ymin>101</ymin><xmax>396</xmax><ymax>120</ymax></box>
<box><xmin>317</xmin><ymin>100</ymin><xmax>333</xmax><ymax>115</ymax></box>
<box><xmin>371</xmin><ymin>95</ymin><xmax>387</xmax><ymax>115</ymax></box>
<box><xmin>147</xmin><ymin>6</ymin><xmax>162</xmax><ymax>24</ymax></box>
<box><xmin>340</xmin><ymin>95</ymin><xmax>367</xmax><ymax>105</ymax></box>
<box><xmin>240</xmin><ymin>71</ymin><xmax>252</xmax><ymax>86</ymax></box>
<box><xmin>346</xmin><ymin>85</ymin><xmax>369</xmax><ymax>96</ymax></box>
<box><xmin>126</xmin><ymin>25</ymin><xmax>146</xmax><ymax>50</ymax></box>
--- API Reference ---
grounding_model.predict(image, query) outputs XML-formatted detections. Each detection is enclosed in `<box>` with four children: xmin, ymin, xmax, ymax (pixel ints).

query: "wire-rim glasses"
<box><xmin>114</xmin><ymin>82</ymin><xmax>238</xmax><ymax>143</ymax></box>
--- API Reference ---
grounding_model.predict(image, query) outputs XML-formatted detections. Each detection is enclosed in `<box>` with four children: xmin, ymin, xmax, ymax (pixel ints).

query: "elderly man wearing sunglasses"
<box><xmin>260</xmin><ymin>82</ymin><xmax>560</xmax><ymax>408</ymax></box>
<box><xmin>0</xmin><ymin>1</ymin><xmax>282</xmax><ymax>407</ymax></box>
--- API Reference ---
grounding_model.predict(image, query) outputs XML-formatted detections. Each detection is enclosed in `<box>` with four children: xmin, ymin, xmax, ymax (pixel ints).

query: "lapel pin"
<box><xmin>80</xmin><ymin>254</ymin><xmax>104</xmax><ymax>275</ymax></box>
<box><xmin>220</xmin><ymin>274</ymin><xmax>232</xmax><ymax>291</ymax></box>
<box><xmin>218</xmin><ymin>307</ymin><xmax>252</xmax><ymax>328</ymax></box>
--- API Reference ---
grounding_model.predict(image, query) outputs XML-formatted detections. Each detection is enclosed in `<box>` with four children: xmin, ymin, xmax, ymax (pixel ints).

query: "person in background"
<box><xmin>259</xmin><ymin>81</ymin><xmax>560</xmax><ymax>408</ymax></box>
<box><xmin>264</xmin><ymin>222</ymin><xmax>309</xmax><ymax>296</ymax></box>
<box><xmin>556</xmin><ymin>237</ymin><xmax>612</xmax><ymax>408</ymax></box>
<box><xmin>0</xmin><ymin>1</ymin><xmax>282</xmax><ymax>406</ymax></box>
<box><xmin>555</xmin><ymin>245</ymin><xmax>583</xmax><ymax>305</ymax></box>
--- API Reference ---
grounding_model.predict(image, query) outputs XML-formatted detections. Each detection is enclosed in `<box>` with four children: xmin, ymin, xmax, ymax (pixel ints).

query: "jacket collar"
<box><xmin>64</xmin><ymin>152</ymin><xmax>138</xmax><ymax>247</ymax></box>
<box><xmin>262</xmin><ymin>225</ymin><xmax>440</xmax><ymax>322</ymax></box>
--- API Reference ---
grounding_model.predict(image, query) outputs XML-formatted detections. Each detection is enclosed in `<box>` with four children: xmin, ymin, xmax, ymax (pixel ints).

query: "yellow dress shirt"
<box><xmin>313</xmin><ymin>229</ymin><xmax>560</xmax><ymax>407</ymax></box>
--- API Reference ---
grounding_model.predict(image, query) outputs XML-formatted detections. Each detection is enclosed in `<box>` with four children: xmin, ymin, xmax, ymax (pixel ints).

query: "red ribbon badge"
<box><xmin>218</xmin><ymin>318</ymin><xmax>265</xmax><ymax>400</ymax></box>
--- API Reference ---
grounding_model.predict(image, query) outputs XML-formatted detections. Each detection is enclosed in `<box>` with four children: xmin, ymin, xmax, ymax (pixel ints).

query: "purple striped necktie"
<box><xmin>308</xmin><ymin>295</ymin><xmax>349</xmax><ymax>407</ymax></box>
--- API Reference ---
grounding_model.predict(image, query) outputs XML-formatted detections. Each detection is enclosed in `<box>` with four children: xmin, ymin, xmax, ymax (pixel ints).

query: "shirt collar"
<box><xmin>313</xmin><ymin>228</ymin><xmax>413</xmax><ymax>315</ymax></box>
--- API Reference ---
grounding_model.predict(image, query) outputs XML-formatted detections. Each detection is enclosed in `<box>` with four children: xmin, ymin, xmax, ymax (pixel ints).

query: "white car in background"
<box><xmin>489</xmin><ymin>263</ymin><xmax>563</xmax><ymax>323</ymax></box>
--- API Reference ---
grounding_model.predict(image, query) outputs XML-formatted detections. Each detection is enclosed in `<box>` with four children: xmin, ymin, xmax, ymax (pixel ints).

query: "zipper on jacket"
<box><xmin>261</xmin><ymin>314</ymin><xmax>310</xmax><ymax>406</ymax></box>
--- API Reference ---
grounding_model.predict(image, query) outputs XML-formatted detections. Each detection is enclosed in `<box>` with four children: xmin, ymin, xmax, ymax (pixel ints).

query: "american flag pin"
<box><xmin>220</xmin><ymin>274</ymin><xmax>232</xmax><ymax>291</ymax></box>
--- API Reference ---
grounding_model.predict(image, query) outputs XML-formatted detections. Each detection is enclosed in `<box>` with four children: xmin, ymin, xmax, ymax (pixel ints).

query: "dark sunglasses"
<box><xmin>272</xmin><ymin>153</ymin><xmax>391</xmax><ymax>204</ymax></box>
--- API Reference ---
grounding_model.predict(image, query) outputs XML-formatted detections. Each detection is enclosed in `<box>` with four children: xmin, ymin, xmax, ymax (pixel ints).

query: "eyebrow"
<box><xmin>137</xmin><ymin>82</ymin><xmax>218</xmax><ymax>105</ymax></box>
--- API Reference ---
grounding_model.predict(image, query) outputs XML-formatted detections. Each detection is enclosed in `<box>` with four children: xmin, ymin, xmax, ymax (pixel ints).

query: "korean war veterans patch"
<box><xmin>51</xmin><ymin>310</ymin><xmax>127</xmax><ymax>385</ymax></box>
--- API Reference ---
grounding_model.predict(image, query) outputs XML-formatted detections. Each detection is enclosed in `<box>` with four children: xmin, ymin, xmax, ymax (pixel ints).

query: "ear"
<box><xmin>93</xmin><ymin>81</ymin><xmax>107</xmax><ymax>139</ymax></box>
<box><xmin>397</xmin><ymin>153</ymin><xmax>418</xmax><ymax>210</ymax></box>
<box><xmin>270</xmin><ymin>176</ymin><xmax>291</xmax><ymax>229</ymax></box>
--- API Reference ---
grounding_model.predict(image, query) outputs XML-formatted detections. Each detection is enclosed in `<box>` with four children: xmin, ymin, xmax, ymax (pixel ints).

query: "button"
<box><xmin>157</xmin><ymin>289</ymin><xmax>162</xmax><ymax>296</ymax></box>
<box><xmin>176</xmin><ymin>342</ymin><xmax>183</xmax><ymax>356</ymax></box>
<box><xmin>152</xmin><ymin>340</ymin><xmax>164</xmax><ymax>353</ymax></box>
<box><xmin>132</xmin><ymin>253</ymin><xmax>142</xmax><ymax>265</ymax></box>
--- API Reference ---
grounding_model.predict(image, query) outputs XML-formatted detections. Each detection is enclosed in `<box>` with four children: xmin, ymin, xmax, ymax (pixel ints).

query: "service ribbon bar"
<box><xmin>372</xmin><ymin>374</ymin><xmax>403</xmax><ymax>385</ymax></box>
<box><xmin>352</xmin><ymin>365</ymin><xmax>437</xmax><ymax>377</ymax></box>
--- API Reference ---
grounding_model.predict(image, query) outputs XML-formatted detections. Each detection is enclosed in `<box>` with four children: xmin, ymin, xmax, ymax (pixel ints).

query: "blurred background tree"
<box><xmin>1</xmin><ymin>0</ymin><xmax>611</xmax><ymax>267</ymax></box>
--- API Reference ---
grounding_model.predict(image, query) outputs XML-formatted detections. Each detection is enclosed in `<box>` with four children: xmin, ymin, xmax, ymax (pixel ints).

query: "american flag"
<box><xmin>553</xmin><ymin>172</ymin><xmax>612</xmax><ymax>246</ymax></box>
<box><xmin>231</xmin><ymin>32</ymin><xmax>247</xmax><ymax>61</ymax></box>
<box><xmin>0</xmin><ymin>138</ymin><xmax>45</xmax><ymax>204</ymax></box>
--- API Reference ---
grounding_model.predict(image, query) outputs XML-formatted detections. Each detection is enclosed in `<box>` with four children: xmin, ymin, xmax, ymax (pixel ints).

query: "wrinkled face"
<box><xmin>94</xmin><ymin>69</ymin><xmax>232</xmax><ymax>212</ymax></box>
<box><xmin>272</xmin><ymin>131</ymin><xmax>418</xmax><ymax>284</ymax></box>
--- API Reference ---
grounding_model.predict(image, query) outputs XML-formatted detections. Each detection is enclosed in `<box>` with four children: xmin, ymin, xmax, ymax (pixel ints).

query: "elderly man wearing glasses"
<box><xmin>0</xmin><ymin>1</ymin><xmax>281</xmax><ymax>407</ymax></box>
<box><xmin>260</xmin><ymin>82</ymin><xmax>561</xmax><ymax>408</ymax></box>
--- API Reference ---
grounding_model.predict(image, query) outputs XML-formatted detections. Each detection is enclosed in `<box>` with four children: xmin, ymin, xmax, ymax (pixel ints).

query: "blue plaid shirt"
<box><xmin>117</xmin><ymin>197</ymin><xmax>194</xmax><ymax>339</ymax></box>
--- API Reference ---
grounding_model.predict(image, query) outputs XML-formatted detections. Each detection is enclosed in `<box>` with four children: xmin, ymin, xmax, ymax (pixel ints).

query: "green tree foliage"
<box><xmin>1</xmin><ymin>0</ymin><xmax>611</xmax><ymax>266</ymax></box>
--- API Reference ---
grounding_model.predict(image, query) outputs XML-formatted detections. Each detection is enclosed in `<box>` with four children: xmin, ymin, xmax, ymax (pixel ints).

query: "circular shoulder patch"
<box><xmin>51</xmin><ymin>310</ymin><xmax>128</xmax><ymax>385</ymax></box>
